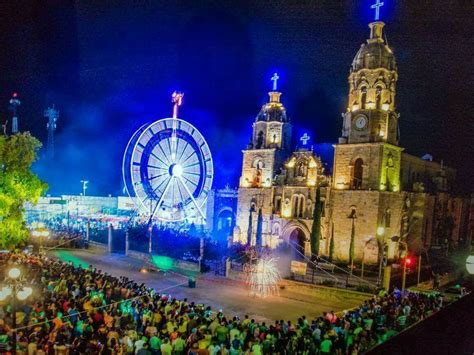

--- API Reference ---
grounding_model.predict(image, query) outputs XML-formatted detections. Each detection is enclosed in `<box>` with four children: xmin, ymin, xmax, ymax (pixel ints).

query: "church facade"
<box><xmin>232</xmin><ymin>21</ymin><xmax>470</xmax><ymax>264</ymax></box>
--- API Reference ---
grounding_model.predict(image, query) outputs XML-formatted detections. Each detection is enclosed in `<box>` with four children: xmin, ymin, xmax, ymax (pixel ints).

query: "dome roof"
<box><xmin>255</xmin><ymin>91</ymin><xmax>289</xmax><ymax>123</ymax></box>
<box><xmin>351</xmin><ymin>22</ymin><xmax>397</xmax><ymax>72</ymax></box>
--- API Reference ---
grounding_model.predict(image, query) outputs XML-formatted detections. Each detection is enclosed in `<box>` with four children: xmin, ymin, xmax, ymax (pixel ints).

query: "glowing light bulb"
<box><xmin>8</xmin><ymin>267</ymin><xmax>21</xmax><ymax>279</ymax></box>
<box><xmin>172</xmin><ymin>164</ymin><xmax>183</xmax><ymax>177</ymax></box>
<box><xmin>17</xmin><ymin>287</ymin><xmax>32</xmax><ymax>301</ymax></box>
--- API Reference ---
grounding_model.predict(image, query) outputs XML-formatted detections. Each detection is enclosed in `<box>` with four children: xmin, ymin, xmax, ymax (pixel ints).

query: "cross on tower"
<box><xmin>271</xmin><ymin>73</ymin><xmax>279</xmax><ymax>91</ymax></box>
<box><xmin>300</xmin><ymin>133</ymin><xmax>310</xmax><ymax>146</ymax></box>
<box><xmin>370</xmin><ymin>0</ymin><xmax>384</xmax><ymax>21</ymax></box>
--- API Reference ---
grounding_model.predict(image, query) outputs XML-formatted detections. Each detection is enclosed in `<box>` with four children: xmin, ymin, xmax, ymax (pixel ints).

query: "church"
<box><xmin>232</xmin><ymin>19</ymin><xmax>470</xmax><ymax>265</ymax></box>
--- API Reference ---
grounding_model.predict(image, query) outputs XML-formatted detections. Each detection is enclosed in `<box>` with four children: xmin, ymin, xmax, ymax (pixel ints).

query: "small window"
<box><xmin>385</xmin><ymin>209</ymin><xmax>391</xmax><ymax>228</ymax></box>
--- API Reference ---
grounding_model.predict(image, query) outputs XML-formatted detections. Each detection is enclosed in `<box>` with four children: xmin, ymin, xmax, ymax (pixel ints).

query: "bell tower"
<box><xmin>333</xmin><ymin>21</ymin><xmax>402</xmax><ymax>192</ymax></box>
<box><xmin>239</xmin><ymin>73</ymin><xmax>292</xmax><ymax>188</ymax></box>
<box><xmin>342</xmin><ymin>21</ymin><xmax>399</xmax><ymax>145</ymax></box>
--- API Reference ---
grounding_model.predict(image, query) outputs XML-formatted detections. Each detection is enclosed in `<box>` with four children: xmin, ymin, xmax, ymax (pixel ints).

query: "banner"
<box><xmin>291</xmin><ymin>260</ymin><xmax>307</xmax><ymax>275</ymax></box>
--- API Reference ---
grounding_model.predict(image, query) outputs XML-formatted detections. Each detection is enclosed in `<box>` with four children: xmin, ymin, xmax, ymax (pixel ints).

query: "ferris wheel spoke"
<box><xmin>181</xmin><ymin>174</ymin><xmax>198</xmax><ymax>188</ymax></box>
<box><xmin>183</xmin><ymin>171</ymin><xmax>201</xmax><ymax>177</ymax></box>
<box><xmin>177</xmin><ymin>175</ymin><xmax>206</xmax><ymax>219</ymax></box>
<box><xmin>150</xmin><ymin>149</ymin><xmax>169</xmax><ymax>165</ymax></box>
<box><xmin>166</xmin><ymin>138</ymin><xmax>174</xmax><ymax>163</ymax></box>
<box><xmin>149</xmin><ymin>172</ymin><xmax>168</xmax><ymax>181</ymax></box>
<box><xmin>151</xmin><ymin>176</ymin><xmax>174</xmax><ymax>220</ymax></box>
<box><xmin>152</xmin><ymin>175</ymin><xmax>171</xmax><ymax>195</ymax></box>
<box><xmin>181</xmin><ymin>151</ymin><xmax>197</xmax><ymax>166</ymax></box>
<box><xmin>183</xmin><ymin>161</ymin><xmax>201</xmax><ymax>169</ymax></box>
<box><xmin>171</xmin><ymin>178</ymin><xmax>178</xmax><ymax>207</ymax></box>
<box><xmin>147</xmin><ymin>164</ymin><xmax>167</xmax><ymax>170</ymax></box>
<box><xmin>176</xmin><ymin>180</ymin><xmax>185</xmax><ymax>205</ymax></box>
<box><xmin>153</xmin><ymin>144</ymin><xmax>171</xmax><ymax>165</ymax></box>
<box><xmin>177</xmin><ymin>141</ymin><xmax>189</xmax><ymax>163</ymax></box>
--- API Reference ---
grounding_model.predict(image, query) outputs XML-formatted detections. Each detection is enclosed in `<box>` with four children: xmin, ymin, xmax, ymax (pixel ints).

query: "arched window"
<box><xmin>256</xmin><ymin>131</ymin><xmax>264</xmax><ymax>149</ymax></box>
<box><xmin>385</xmin><ymin>209</ymin><xmax>391</xmax><ymax>228</ymax></box>
<box><xmin>291</xmin><ymin>194</ymin><xmax>305</xmax><ymax>218</ymax></box>
<box><xmin>352</xmin><ymin>158</ymin><xmax>364</xmax><ymax>189</ymax></box>
<box><xmin>274</xmin><ymin>196</ymin><xmax>282</xmax><ymax>214</ymax></box>
<box><xmin>299</xmin><ymin>196</ymin><xmax>305</xmax><ymax>218</ymax></box>
<box><xmin>360</xmin><ymin>87</ymin><xmax>367</xmax><ymax>109</ymax></box>
<box><xmin>376</xmin><ymin>86</ymin><xmax>383</xmax><ymax>109</ymax></box>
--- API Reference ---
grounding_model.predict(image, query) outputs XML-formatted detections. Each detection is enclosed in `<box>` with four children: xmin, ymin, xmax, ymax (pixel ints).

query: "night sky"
<box><xmin>0</xmin><ymin>1</ymin><xmax>472</xmax><ymax>195</ymax></box>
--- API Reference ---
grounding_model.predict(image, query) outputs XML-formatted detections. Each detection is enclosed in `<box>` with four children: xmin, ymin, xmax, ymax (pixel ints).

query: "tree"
<box><xmin>329</xmin><ymin>223</ymin><xmax>335</xmax><ymax>262</ymax></box>
<box><xmin>310</xmin><ymin>187</ymin><xmax>321</xmax><ymax>256</ymax></box>
<box><xmin>0</xmin><ymin>133</ymin><xmax>48</xmax><ymax>249</ymax></box>
<box><xmin>349</xmin><ymin>218</ymin><xmax>356</xmax><ymax>266</ymax></box>
<box><xmin>246</xmin><ymin>207</ymin><xmax>253</xmax><ymax>246</ymax></box>
<box><xmin>255</xmin><ymin>208</ymin><xmax>263</xmax><ymax>248</ymax></box>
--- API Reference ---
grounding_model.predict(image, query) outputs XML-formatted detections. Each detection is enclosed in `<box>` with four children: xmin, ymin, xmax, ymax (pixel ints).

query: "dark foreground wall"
<box><xmin>368</xmin><ymin>291</ymin><xmax>474</xmax><ymax>354</ymax></box>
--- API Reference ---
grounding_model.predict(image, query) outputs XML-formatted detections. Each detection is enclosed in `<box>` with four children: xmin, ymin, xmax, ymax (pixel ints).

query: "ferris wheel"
<box><xmin>122</xmin><ymin>92</ymin><xmax>213</xmax><ymax>222</ymax></box>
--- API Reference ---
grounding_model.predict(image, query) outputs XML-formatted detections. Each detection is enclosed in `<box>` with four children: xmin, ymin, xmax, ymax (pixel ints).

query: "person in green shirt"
<box><xmin>160</xmin><ymin>338</ymin><xmax>172</xmax><ymax>355</ymax></box>
<box><xmin>215</xmin><ymin>322</ymin><xmax>229</xmax><ymax>345</ymax></box>
<box><xmin>320</xmin><ymin>336</ymin><xmax>332</xmax><ymax>354</ymax></box>
<box><xmin>173</xmin><ymin>334</ymin><xmax>186</xmax><ymax>355</ymax></box>
<box><xmin>149</xmin><ymin>335</ymin><xmax>161</xmax><ymax>354</ymax></box>
<box><xmin>251</xmin><ymin>340</ymin><xmax>263</xmax><ymax>355</ymax></box>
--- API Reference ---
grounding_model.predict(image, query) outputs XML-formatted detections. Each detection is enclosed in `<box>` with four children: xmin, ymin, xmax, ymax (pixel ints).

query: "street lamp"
<box><xmin>466</xmin><ymin>255</ymin><xmax>474</xmax><ymax>275</ymax></box>
<box><xmin>32</xmin><ymin>229</ymin><xmax>50</xmax><ymax>251</ymax></box>
<box><xmin>0</xmin><ymin>267</ymin><xmax>33</xmax><ymax>354</ymax></box>
<box><xmin>391</xmin><ymin>236</ymin><xmax>409</xmax><ymax>291</ymax></box>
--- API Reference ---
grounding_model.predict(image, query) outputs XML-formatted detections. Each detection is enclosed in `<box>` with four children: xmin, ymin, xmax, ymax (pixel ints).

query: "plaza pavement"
<box><xmin>50</xmin><ymin>248</ymin><xmax>369</xmax><ymax>323</ymax></box>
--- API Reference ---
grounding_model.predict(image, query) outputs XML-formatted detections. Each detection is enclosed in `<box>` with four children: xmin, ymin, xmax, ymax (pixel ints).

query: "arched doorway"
<box><xmin>215</xmin><ymin>208</ymin><xmax>234</xmax><ymax>241</ymax></box>
<box><xmin>289</xmin><ymin>228</ymin><xmax>306</xmax><ymax>260</ymax></box>
<box><xmin>352</xmin><ymin>158</ymin><xmax>364</xmax><ymax>189</ymax></box>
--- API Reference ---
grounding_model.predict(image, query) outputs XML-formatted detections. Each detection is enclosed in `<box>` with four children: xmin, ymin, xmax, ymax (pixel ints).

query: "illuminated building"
<box><xmin>233</xmin><ymin>18</ymin><xmax>468</xmax><ymax>264</ymax></box>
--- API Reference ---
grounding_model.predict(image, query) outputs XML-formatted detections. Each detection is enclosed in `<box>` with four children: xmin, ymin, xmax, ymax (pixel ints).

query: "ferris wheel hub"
<box><xmin>170</xmin><ymin>163</ymin><xmax>183</xmax><ymax>177</ymax></box>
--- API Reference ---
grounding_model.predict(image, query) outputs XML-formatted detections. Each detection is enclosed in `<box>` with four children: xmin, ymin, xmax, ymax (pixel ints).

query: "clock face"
<box><xmin>355</xmin><ymin>116</ymin><xmax>368</xmax><ymax>130</ymax></box>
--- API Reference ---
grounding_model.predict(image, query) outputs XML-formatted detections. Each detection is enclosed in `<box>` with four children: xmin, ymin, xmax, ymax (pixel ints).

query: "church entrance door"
<box><xmin>289</xmin><ymin>228</ymin><xmax>306</xmax><ymax>260</ymax></box>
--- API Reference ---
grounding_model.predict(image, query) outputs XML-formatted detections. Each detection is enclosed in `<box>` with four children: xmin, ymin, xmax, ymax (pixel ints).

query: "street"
<box><xmin>50</xmin><ymin>248</ymin><xmax>369</xmax><ymax>323</ymax></box>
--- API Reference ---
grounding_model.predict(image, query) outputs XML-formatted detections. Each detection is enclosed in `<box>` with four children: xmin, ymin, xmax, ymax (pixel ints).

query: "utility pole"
<box><xmin>80</xmin><ymin>180</ymin><xmax>89</xmax><ymax>196</ymax></box>
<box><xmin>8</xmin><ymin>92</ymin><xmax>21</xmax><ymax>134</ymax></box>
<box><xmin>45</xmin><ymin>105</ymin><xmax>59</xmax><ymax>159</ymax></box>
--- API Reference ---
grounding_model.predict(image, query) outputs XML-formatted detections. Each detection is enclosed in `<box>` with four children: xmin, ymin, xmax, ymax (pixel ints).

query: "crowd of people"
<box><xmin>0</xmin><ymin>252</ymin><xmax>445</xmax><ymax>354</ymax></box>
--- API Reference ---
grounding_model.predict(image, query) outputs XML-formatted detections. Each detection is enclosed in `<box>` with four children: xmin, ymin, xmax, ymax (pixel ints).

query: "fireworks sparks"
<box><xmin>246</xmin><ymin>256</ymin><xmax>280</xmax><ymax>298</ymax></box>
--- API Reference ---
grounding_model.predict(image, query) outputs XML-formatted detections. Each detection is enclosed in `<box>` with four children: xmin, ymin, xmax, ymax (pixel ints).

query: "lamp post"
<box><xmin>390</xmin><ymin>236</ymin><xmax>408</xmax><ymax>291</ymax></box>
<box><xmin>466</xmin><ymin>255</ymin><xmax>474</xmax><ymax>275</ymax></box>
<box><xmin>0</xmin><ymin>267</ymin><xmax>33</xmax><ymax>355</ymax></box>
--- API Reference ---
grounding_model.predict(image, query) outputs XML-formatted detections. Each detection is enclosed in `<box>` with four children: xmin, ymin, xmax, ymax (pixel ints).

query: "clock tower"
<box><xmin>333</xmin><ymin>21</ymin><xmax>402</xmax><ymax>192</ymax></box>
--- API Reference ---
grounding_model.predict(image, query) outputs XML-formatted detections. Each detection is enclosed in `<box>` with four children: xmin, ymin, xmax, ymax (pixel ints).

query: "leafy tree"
<box><xmin>349</xmin><ymin>218</ymin><xmax>355</xmax><ymax>265</ymax></box>
<box><xmin>246</xmin><ymin>207</ymin><xmax>254</xmax><ymax>246</ymax></box>
<box><xmin>0</xmin><ymin>133</ymin><xmax>47</xmax><ymax>249</ymax></box>
<box><xmin>329</xmin><ymin>224</ymin><xmax>335</xmax><ymax>262</ymax></box>
<box><xmin>310</xmin><ymin>187</ymin><xmax>321</xmax><ymax>256</ymax></box>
